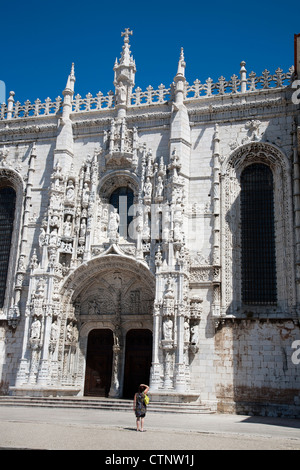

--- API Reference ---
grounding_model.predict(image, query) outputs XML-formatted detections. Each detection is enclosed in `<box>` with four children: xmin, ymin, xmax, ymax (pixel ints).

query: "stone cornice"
<box><xmin>0</xmin><ymin>123</ymin><xmax>58</xmax><ymax>138</ymax></box>
<box><xmin>188</xmin><ymin>96</ymin><xmax>290</xmax><ymax>120</ymax></box>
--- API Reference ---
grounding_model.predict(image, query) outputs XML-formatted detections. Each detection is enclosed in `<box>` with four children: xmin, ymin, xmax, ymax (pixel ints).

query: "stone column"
<box><xmin>15</xmin><ymin>270</ymin><xmax>37</xmax><ymax>386</ymax></box>
<box><xmin>150</xmin><ymin>301</ymin><xmax>162</xmax><ymax>390</ymax></box>
<box><xmin>175</xmin><ymin>272</ymin><xmax>186</xmax><ymax>392</ymax></box>
<box><xmin>109</xmin><ymin>345</ymin><xmax>121</xmax><ymax>397</ymax></box>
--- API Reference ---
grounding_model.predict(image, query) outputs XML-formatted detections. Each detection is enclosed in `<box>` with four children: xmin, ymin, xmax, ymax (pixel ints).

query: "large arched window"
<box><xmin>241</xmin><ymin>163</ymin><xmax>277</xmax><ymax>304</ymax></box>
<box><xmin>109</xmin><ymin>186</ymin><xmax>134</xmax><ymax>240</ymax></box>
<box><xmin>0</xmin><ymin>186</ymin><xmax>16</xmax><ymax>308</ymax></box>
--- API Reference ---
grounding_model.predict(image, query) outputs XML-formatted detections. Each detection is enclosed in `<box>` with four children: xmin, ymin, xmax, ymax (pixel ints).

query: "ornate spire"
<box><xmin>113</xmin><ymin>29</ymin><xmax>136</xmax><ymax>114</ymax></box>
<box><xmin>64</xmin><ymin>63</ymin><xmax>75</xmax><ymax>94</ymax></box>
<box><xmin>176</xmin><ymin>48</ymin><xmax>186</xmax><ymax>78</ymax></box>
<box><xmin>119</xmin><ymin>28</ymin><xmax>134</xmax><ymax>67</ymax></box>
<box><xmin>174</xmin><ymin>48</ymin><xmax>186</xmax><ymax>105</ymax></box>
<box><xmin>62</xmin><ymin>63</ymin><xmax>75</xmax><ymax>121</ymax></box>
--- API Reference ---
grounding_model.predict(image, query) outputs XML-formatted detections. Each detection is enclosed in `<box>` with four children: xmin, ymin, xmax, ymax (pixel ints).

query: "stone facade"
<box><xmin>0</xmin><ymin>30</ymin><xmax>300</xmax><ymax>416</ymax></box>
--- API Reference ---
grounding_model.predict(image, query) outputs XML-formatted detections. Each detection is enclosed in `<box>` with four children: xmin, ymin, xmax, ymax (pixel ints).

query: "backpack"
<box><xmin>144</xmin><ymin>394</ymin><xmax>149</xmax><ymax>405</ymax></box>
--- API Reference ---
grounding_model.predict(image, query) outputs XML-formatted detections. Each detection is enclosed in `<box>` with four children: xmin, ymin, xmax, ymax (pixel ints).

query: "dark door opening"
<box><xmin>84</xmin><ymin>329</ymin><xmax>113</xmax><ymax>397</ymax></box>
<box><xmin>123</xmin><ymin>329</ymin><xmax>152</xmax><ymax>399</ymax></box>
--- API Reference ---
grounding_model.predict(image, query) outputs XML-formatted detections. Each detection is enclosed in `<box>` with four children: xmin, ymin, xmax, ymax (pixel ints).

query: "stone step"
<box><xmin>0</xmin><ymin>396</ymin><xmax>214</xmax><ymax>414</ymax></box>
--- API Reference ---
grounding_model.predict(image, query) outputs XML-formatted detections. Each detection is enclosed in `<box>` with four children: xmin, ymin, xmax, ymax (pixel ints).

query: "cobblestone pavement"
<box><xmin>0</xmin><ymin>406</ymin><xmax>299</xmax><ymax>450</ymax></box>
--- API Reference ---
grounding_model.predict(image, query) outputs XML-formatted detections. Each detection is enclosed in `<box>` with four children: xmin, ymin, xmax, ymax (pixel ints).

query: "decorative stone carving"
<box><xmin>3</xmin><ymin>29</ymin><xmax>298</xmax><ymax>417</ymax></box>
<box><xmin>108</xmin><ymin>208</ymin><xmax>120</xmax><ymax>243</ymax></box>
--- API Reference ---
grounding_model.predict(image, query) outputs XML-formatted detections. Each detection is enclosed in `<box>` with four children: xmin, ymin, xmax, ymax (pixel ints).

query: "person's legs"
<box><xmin>140</xmin><ymin>417</ymin><xmax>144</xmax><ymax>431</ymax></box>
<box><xmin>136</xmin><ymin>417</ymin><xmax>140</xmax><ymax>431</ymax></box>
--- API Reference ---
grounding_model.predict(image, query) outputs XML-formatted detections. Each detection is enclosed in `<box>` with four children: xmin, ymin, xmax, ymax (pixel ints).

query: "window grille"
<box><xmin>241</xmin><ymin>163</ymin><xmax>277</xmax><ymax>304</ymax></box>
<box><xmin>0</xmin><ymin>186</ymin><xmax>16</xmax><ymax>308</ymax></box>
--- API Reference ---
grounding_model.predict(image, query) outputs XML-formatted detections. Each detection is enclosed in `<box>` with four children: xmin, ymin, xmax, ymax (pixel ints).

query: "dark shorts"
<box><xmin>136</xmin><ymin>413</ymin><xmax>145</xmax><ymax>418</ymax></box>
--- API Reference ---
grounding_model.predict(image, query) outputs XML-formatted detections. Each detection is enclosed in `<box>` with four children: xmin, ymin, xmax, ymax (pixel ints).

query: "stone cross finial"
<box><xmin>121</xmin><ymin>28</ymin><xmax>133</xmax><ymax>43</ymax></box>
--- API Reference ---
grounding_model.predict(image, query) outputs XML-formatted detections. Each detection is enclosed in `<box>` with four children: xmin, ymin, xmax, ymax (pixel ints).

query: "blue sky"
<box><xmin>1</xmin><ymin>0</ymin><xmax>298</xmax><ymax>104</ymax></box>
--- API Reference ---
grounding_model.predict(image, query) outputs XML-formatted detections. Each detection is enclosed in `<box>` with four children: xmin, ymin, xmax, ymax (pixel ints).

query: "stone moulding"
<box><xmin>221</xmin><ymin>141</ymin><xmax>297</xmax><ymax>319</ymax></box>
<box><xmin>60</xmin><ymin>247</ymin><xmax>155</xmax><ymax>302</ymax></box>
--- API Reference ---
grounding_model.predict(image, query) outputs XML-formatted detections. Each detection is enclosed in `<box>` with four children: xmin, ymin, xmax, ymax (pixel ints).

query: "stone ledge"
<box><xmin>9</xmin><ymin>386</ymin><xmax>81</xmax><ymax>398</ymax></box>
<box><xmin>149</xmin><ymin>391</ymin><xmax>200</xmax><ymax>404</ymax></box>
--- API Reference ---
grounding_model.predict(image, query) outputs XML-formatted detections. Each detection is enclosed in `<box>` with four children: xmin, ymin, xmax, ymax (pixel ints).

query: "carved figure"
<box><xmin>116</xmin><ymin>81</ymin><xmax>127</xmax><ymax>105</ymax></box>
<box><xmin>66</xmin><ymin>322</ymin><xmax>74</xmax><ymax>342</ymax></box>
<box><xmin>49</xmin><ymin>228</ymin><xmax>58</xmax><ymax>245</ymax></box>
<box><xmin>50</xmin><ymin>320</ymin><xmax>58</xmax><ymax>341</ymax></box>
<box><xmin>38</xmin><ymin>227</ymin><xmax>46</xmax><ymax>247</ymax></box>
<box><xmin>184</xmin><ymin>320</ymin><xmax>190</xmax><ymax>342</ymax></box>
<box><xmin>108</xmin><ymin>208</ymin><xmax>120</xmax><ymax>239</ymax></box>
<box><xmin>144</xmin><ymin>176</ymin><xmax>152</xmax><ymax>198</ymax></box>
<box><xmin>163</xmin><ymin>318</ymin><xmax>173</xmax><ymax>341</ymax></box>
<box><xmin>66</xmin><ymin>180</ymin><xmax>75</xmax><ymax>201</ymax></box>
<box><xmin>82</xmin><ymin>183</ymin><xmax>90</xmax><ymax>207</ymax></box>
<box><xmin>190</xmin><ymin>324</ymin><xmax>199</xmax><ymax>345</ymax></box>
<box><xmin>63</xmin><ymin>215</ymin><xmax>72</xmax><ymax>237</ymax></box>
<box><xmin>79</xmin><ymin>218</ymin><xmax>87</xmax><ymax>237</ymax></box>
<box><xmin>155</xmin><ymin>175</ymin><xmax>164</xmax><ymax>198</ymax></box>
<box><xmin>30</xmin><ymin>317</ymin><xmax>41</xmax><ymax>340</ymax></box>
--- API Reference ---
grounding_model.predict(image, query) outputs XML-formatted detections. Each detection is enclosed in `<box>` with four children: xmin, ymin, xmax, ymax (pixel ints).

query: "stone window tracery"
<box><xmin>0</xmin><ymin>186</ymin><xmax>16</xmax><ymax>307</ymax></box>
<box><xmin>240</xmin><ymin>163</ymin><xmax>277</xmax><ymax>304</ymax></box>
<box><xmin>221</xmin><ymin>142</ymin><xmax>296</xmax><ymax>317</ymax></box>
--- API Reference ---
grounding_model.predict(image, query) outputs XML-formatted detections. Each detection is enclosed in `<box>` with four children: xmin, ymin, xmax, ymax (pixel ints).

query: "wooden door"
<box><xmin>84</xmin><ymin>329</ymin><xmax>113</xmax><ymax>397</ymax></box>
<box><xmin>123</xmin><ymin>329</ymin><xmax>152</xmax><ymax>399</ymax></box>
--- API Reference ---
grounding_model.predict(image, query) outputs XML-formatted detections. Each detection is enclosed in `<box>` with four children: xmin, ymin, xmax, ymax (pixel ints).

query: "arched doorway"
<box><xmin>123</xmin><ymin>329</ymin><xmax>152</xmax><ymax>399</ymax></box>
<box><xmin>84</xmin><ymin>329</ymin><xmax>113</xmax><ymax>397</ymax></box>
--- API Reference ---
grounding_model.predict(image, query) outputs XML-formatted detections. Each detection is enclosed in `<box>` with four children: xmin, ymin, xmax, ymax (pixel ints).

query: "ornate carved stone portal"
<box><xmin>2</xmin><ymin>29</ymin><xmax>299</xmax><ymax>416</ymax></box>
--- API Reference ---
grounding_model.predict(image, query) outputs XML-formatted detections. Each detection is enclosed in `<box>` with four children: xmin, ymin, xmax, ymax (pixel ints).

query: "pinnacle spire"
<box><xmin>176</xmin><ymin>48</ymin><xmax>186</xmax><ymax>77</ymax></box>
<box><xmin>113</xmin><ymin>29</ymin><xmax>136</xmax><ymax>112</ymax></box>
<box><xmin>64</xmin><ymin>63</ymin><xmax>75</xmax><ymax>94</ymax></box>
<box><xmin>118</xmin><ymin>28</ymin><xmax>135</xmax><ymax>67</ymax></box>
<box><xmin>62</xmin><ymin>63</ymin><xmax>75</xmax><ymax>122</ymax></box>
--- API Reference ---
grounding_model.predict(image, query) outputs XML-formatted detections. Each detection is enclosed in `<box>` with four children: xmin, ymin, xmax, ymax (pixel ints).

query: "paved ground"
<box><xmin>0</xmin><ymin>405</ymin><xmax>299</xmax><ymax>451</ymax></box>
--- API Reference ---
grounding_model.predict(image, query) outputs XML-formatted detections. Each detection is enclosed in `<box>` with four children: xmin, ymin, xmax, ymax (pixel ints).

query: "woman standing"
<box><xmin>133</xmin><ymin>384</ymin><xmax>149</xmax><ymax>432</ymax></box>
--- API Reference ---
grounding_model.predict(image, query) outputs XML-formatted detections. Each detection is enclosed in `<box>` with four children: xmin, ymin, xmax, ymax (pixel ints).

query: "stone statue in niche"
<box><xmin>30</xmin><ymin>316</ymin><xmax>41</xmax><ymax>340</ymax></box>
<box><xmin>163</xmin><ymin>317</ymin><xmax>173</xmax><ymax>341</ymax></box>
<box><xmin>66</xmin><ymin>321</ymin><xmax>78</xmax><ymax>344</ymax></box>
<box><xmin>184</xmin><ymin>320</ymin><xmax>190</xmax><ymax>342</ymax></box>
<box><xmin>63</xmin><ymin>215</ymin><xmax>72</xmax><ymax>237</ymax></box>
<box><xmin>39</xmin><ymin>226</ymin><xmax>46</xmax><ymax>247</ymax></box>
<box><xmin>190</xmin><ymin>324</ymin><xmax>199</xmax><ymax>346</ymax></box>
<box><xmin>66</xmin><ymin>180</ymin><xmax>75</xmax><ymax>202</ymax></box>
<box><xmin>115</xmin><ymin>81</ymin><xmax>127</xmax><ymax>105</ymax></box>
<box><xmin>155</xmin><ymin>175</ymin><xmax>164</xmax><ymax>198</ymax></box>
<box><xmin>80</xmin><ymin>218</ymin><xmax>87</xmax><ymax>238</ymax></box>
<box><xmin>108</xmin><ymin>208</ymin><xmax>120</xmax><ymax>240</ymax></box>
<box><xmin>50</xmin><ymin>319</ymin><xmax>58</xmax><ymax>342</ymax></box>
<box><xmin>144</xmin><ymin>176</ymin><xmax>152</xmax><ymax>199</ymax></box>
<box><xmin>82</xmin><ymin>183</ymin><xmax>90</xmax><ymax>208</ymax></box>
